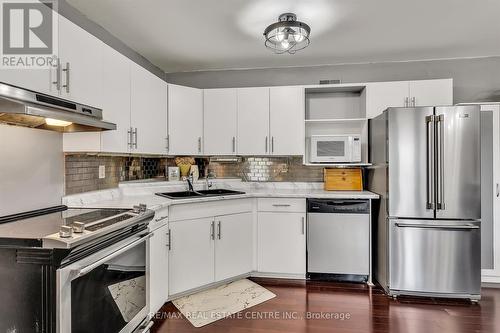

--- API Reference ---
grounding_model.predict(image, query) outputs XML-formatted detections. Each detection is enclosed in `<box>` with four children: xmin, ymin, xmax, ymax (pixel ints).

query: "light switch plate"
<box><xmin>98</xmin><ymin>165</ymin><xmax>105</xmax><ymax>179</ymax></box>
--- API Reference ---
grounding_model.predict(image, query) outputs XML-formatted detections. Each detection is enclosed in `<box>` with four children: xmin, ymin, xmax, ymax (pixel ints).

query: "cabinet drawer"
<box><xmin>257</xmin><ymin>198</ymin><xmax>306</xmax><ymax>213</ymax></box>
<box><xmin>169</xmin><ymin>199</ymin><xmax>252</xmax><ymax>221</ymax></box>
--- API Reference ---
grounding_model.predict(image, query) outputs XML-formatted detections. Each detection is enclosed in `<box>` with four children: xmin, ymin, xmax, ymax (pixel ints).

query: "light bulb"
<box><xmin>45</xmin><ymin>118</ymin><xmax>72</xmax><ymax>127</ymax></box>
<box><xmin>281</xmin><ymin>39</ymin><xmax>290</xmax><ymax>49</ymax></box>
<box><xmin>294</xmin><ymin>33</ymin><xmax>304</xmax><ymax>43</ymax></box>
<box><xmin>276</xmin><ymin>31</ymin><xmax>285</xmax><ymax>42</ymax></box>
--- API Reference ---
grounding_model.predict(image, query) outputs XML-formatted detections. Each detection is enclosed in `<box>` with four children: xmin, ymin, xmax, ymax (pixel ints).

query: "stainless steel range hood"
<box><xmin>0</xmin><ymin>82</ymin><xmax>116</xmax><ymax>132</ymax></box>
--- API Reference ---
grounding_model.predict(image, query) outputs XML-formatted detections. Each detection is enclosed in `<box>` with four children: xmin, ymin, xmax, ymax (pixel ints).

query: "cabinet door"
<box><xmin>168</xmin><ymin>84</ymin><xmax>203</xmax><ymax>155</ymax></box>
<box><xmin>215</xmin><ymin>212</ymin><xmax>253</xmax><ymax>281</ymax></box>
<box><xmin>269</xmin><ymin>86</ymin><xmax>304</xmax><ymax>155</ymax></box>
<box><xmin>148</xmin><ymin>224</ymin><xmax>169</xmax><ymax>314</ymax></box>
<box><xmin>130</xmin><ymin>63</ymin><xmax>167</xmax><ymax>154</ymax></box>
<box><xmin>100</xmin><ymin>47</ymin><xmax>131</xmax><ymax>153</ymax></box>
<box><xmin>237</xmin><ymin>88</ymin><xmax>270</xmax><ymax>155</ymax></box>
<box><xmin>203</xmin><ymin>89</ymin><xmax>237</xmax><ymax>155</ymax></box>
<box><xmin>58</xmin><ymin>15</ymin><xmax>103</xmax><ymax>107</ymax></box>
<box><xmin>409</xmin><ymin>79</ymin><xmax>453</xmax><ymax>107</ymax></box>
<box><xmin>366</xmin><ymin>81</ymin><xmax>409</xmax><ymax>118</ymax></box>
<box><xmin>168</xmin><ymin>218</ymin><xmax>214</xmax><ymax>295</ymax></box>
<box><xmin>258</xmin><ymin>212</ymin><xmax>306</xmax><ymax>275</ymax></box>
<box><xmin>0</xmin><ymin>68</ymin><xmax>53</xmax><ymax>95</ymax></box>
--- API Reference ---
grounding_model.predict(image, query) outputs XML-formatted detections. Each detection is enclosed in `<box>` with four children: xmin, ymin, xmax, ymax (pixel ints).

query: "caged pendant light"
<box><xmin>263</xmin><ymin>13</ymin><xmax>311</xmax><ymax>54</ymax></box>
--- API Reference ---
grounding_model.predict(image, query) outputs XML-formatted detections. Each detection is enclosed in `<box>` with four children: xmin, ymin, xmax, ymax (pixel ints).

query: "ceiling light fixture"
<box><xmin>263</xmin><ymin>13</ymin><xmax>311</xmax><ymax>54</ymax></box>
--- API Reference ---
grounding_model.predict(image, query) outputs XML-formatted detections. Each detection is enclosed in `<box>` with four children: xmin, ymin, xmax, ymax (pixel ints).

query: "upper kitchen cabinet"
<box><xmin>99</xmin><ymin>47</ymin><xmax>132</xmax><ymax>154</ymax></box>
<box><xmin>409</xmin><ymin>78</ymin><xmax>453</xmax><ymax>107</ymax></box>
<box><xmin>237</xmin><ymin>87</ymin><xmax>270</xmax><ymax>155</ymax></box>
<box><xmin>366</xmin><ymin>79</ymin><xmax>453</xmax><ymax>118</ymax></box>
<box><xmin>203</xmin><ymin>89</ymin><xmax>238</xmax><ymax>155</ymax></box>
<box><xmin>269</xmin><ymin>86</ymin><xmax>305</xmax><ymax>155</ymax></box>
<box><xmin>168</xmin><ymin>84</ymin><xmax>203</xmax><ymax>155</ymax></box>
<box><xmin>365</xmin><ymin>81</ymin><xmax>409</xmax><ymax>119</ymax></box>
<box><xmin>0</xmin><ymin>67</ymin><xmax>53</xmax><ymax>96</ymax></box>
<box><xmin>130</xmin><ymin>62</ymin><xmax>167</xmax><ymax>155</ymax></box>
<box><xmin>58</xmin><ymin>15</ymin><xmax>103</xmax><ymax>108</ymax></box>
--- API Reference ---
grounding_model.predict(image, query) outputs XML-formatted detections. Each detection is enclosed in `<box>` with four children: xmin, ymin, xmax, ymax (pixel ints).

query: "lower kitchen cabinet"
<box><xmin>148</xmin><ymin>224</ymin><xmax>169</xmax><ymax>315</ymax></box>
<box><xmin>168</xmin><ymin>217</ymin><xmax>215</xmax><ymax>295</ymax></box>
<box><xmin>215</xmin><ymin>212</ymin><xmax>253</xmax><ymax>281</ymax></box>
<box><xmin>257</xmin><ymin>212</ymin><xmax>306</xmax><ymax>275</ymax></box>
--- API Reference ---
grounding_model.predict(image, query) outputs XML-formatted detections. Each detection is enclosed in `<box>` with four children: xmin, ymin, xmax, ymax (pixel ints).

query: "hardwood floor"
<box><xmin>151</xmin><ymin>278</ymin><xmax>500</xmax><ymax>333</ymax></box>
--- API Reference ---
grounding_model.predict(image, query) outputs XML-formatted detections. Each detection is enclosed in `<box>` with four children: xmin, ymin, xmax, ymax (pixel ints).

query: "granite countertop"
<box><xmin>63</xmin><ymin>180</ymin><xmax>379</xmax><ymax>210</ymax></box>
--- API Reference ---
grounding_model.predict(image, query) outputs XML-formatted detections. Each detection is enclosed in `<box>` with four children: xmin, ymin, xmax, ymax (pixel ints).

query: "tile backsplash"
<box><xmin>65</xmin><ymin>155</ymin><xmax>323</xmax><ymax>194</ymax></box>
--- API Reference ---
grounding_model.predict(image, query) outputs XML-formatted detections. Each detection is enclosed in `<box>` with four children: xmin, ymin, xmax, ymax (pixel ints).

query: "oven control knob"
<box><xmin>133</xmin><ymin>204</ymin><xmax>147</xmax><ymax>213</ymax></box>
<box><xmin>59</xmin><ymin>225</ymin><xmax>73</xmax><ymax>238</ymax></box>
<box><xmin>72</xmin><ymin>222</ymin><xmax>85</xmax><ymax>233</ymax></box>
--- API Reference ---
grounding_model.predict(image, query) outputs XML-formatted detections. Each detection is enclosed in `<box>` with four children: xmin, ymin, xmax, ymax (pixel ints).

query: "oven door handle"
<box><xmin>72</xmin><ymin>233</ymin><xmax>152</xmax><ymax>278</ymax></box>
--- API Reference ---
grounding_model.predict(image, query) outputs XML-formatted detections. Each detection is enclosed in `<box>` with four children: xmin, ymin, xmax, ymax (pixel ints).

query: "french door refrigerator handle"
<box><xmin>425</xmin><ymin>115</ymin><xmax>435</xmax><ymax>210</ymax></box>
<box><xmin>437</xmin><ymin>114</ymin><xmax>445</xmax><ymax>210</ymax></box>
<box><xmin>395</xmin><ymin>223</ymin><xmax>479</xmax><ymax>230</ymax></box>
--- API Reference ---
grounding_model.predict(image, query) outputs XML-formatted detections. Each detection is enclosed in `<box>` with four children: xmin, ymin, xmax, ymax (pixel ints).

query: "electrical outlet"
<box><xmin>98</xmin><ymin>165</ymin><xmax>106</xmax><ymax>179</ymax></box>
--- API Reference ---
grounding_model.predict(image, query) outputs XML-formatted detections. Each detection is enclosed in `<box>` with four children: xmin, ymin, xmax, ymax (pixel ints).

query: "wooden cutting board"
<box><xmin>324</xmin><ymin>168</ymin><xmax>363</xmax><ymax>191</ymax></box>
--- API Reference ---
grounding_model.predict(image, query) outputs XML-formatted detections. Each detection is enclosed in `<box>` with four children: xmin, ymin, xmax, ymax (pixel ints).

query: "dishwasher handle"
<box><xmin>307</xmin><ymin>199</ymin><xmax>370</xmax><ymax>214</ymax></box>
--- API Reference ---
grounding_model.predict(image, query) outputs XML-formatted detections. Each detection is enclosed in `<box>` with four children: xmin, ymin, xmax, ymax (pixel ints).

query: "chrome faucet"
<box><xmin>186</xmin><ymin>173</ymin><xmax>195</xmax><ymax>192</ymax></box>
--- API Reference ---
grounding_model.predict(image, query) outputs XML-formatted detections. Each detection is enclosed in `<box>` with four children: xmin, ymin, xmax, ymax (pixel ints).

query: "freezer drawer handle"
<box><xmin>395</xmin><ymin>223</ymin><xmax>479</xmax><ymax>230</ymax></box>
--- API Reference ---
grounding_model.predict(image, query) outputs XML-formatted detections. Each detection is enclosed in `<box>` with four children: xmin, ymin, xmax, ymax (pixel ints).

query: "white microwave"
<box><xmin>310</xmin><ymin>135</ymin><xmax>362</xmax><ymax>163</ymax></box>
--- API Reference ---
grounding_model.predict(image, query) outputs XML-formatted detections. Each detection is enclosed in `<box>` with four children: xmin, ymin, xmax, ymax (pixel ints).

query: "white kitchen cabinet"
<box><xmin>148</xmin><ymin>224</ymin><xmax>169</xmax><ymax>314</ymax></box>
<box><xmin>237</xmin><ymin>87</ymin><xmax>270</xmax><ymax>155</ymax></box>
<box><xmin>130</xmin><ymin>62</ymin><xmax>167</xmax><ymax>154</ymax></box>
<box><xmin>214</xmin><ymin>212</ymin><xmax>253</xmax><ymax>281</ymax></box>
<box><xmin>366</xmin><ymin>81</ymin><xmax>409</xmax><ymax>118</ymax></box>
<box><xmin>168</xmin><ymin>84</ymin><xmax>203</xmax><ymax>155</ymax></box>
<box><xmin>409</xmin><ymin>79</ymin><xmax>453</xmax><ymax>107</ymax></box>
<box><xmin>58</xmin><ymin>15</ymin><xmax>103</xmax><ymax>107</ymax></box>
<box><xmin>257</xmin><ymin>212</ymin><xmax>306</xmax><ymax>275</ymax></box>
<box><xmin>0</xmin><ymin>68</ymin><xmax>54</xmax><ymax>96</ymax></box>
<box><xmin>203</xmin><ymin>89</ymin><xmax>238</xmax><ymax>155</ymax></box>
<box><xmin>269</xmin><ymin>86</ymin><xmax>305</xmax><ymax>155</ymax></box>
<box><xmin>168</xmin><ymin>217</ymin><xmax>215</xmax><ymax>295</ymax></box>
<box><xmin>99</xmin><ymin>47</ymin><xmax>132</xmax><ymax>153</ymax></box>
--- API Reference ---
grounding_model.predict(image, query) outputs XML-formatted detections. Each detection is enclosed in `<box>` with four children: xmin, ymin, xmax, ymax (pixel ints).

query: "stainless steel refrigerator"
<box><xmin>368</xmin><ymin>105</ymin><xmax>481</xmax><ymax>301</ymax></box>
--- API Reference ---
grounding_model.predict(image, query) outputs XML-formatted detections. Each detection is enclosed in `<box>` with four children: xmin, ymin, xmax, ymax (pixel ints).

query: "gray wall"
<box><xmin>165</xmin><ymin>57</ymin><xmax>500</xmax><ymax>103</ymax></box>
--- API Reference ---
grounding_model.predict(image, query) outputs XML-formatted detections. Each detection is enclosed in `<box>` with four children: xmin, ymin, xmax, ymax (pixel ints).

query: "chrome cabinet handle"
<box><xmin>52</xmin><ymin>58</ymin><xmax>61</xmax><ymax>91</ymax></box>
<box><xmin>136</xmin><ymin>321</ymin><xmax>154</xmax><ymax>333</ymax></box>
<box><xmin>166</xmin><ymin>135</ymin><xmax>169</xmax><ymax>152</ymax></box>
<box><xmin>154</xmin><ymin>215</ymin><xmax>168</xmax><ymax>222</ymax></box>
<box><xmin>265</xmin><ymin>136</ymin><xmax>268</xmax><ymax>153</ymax></box>
<box><xmin>497</xmin><ymin>183</ymin><xmax>499</xmax><ymax>198</ymax></box>
<box><xmin>217</xmin><ymin>221</ymin><xmax>221</xmax><ymax>239</ymax></box>
<box><xmin>425</xmin><ymin>115</ymin><xmax>435</xmax><ymax>210</ymax></box>
<box><xmin>271</xmin><ymin>136</ymin><xmax>274</xmax><ymax>153</ymax></box>
<box><xmin>404</xmin><ymin>97</ymin><xmax>408</xmax><ymax>107</ymax></box>
<box><xmin>395</xmin><ymin>223</ymin><xmax>478</xmax><ymax>230</ymax></box>
<box><xmin>62</xmin><ymin>62</ymin><xmax>70</xmax><ymax>93</ymax></box>
<box><xmin>411</xmin><ymin>97</ymin><xmax>416</xmax><ymax>107</ymax></box>
<box><xmin>198</xmin><ymin>137</ymin><xmax>202</xmax><ymax>153</ymax></box>
<box><xmin>232</xmin><ymin>137</ymin><xmax>236</xmax><ymax>153</ymax></box>
<box><xmin>301</xmin><ymin>217</ymin><xmax>305</xmax><ymax>235</ymax></box>
<box><xmin>133</xmin><ymin>128</ymin><xmax>138</xmax><ymax>149</ymax></box>
<box><xmin>210</xmin><ymin>221</ymin><xmax>215</xmax><ymax>240</ymax></box>
<box><xmin>272</xmin><ymin>204</ymin><xmax>291</xmax><ymax>207</ymax></box>
<box><xmin>127</xmin><ymin>127</ymin><xmax>132</xmax><ymax>148</ymax></box>
<box><xmin>166</xmin><ymin>229</ymin><xmax>171</xmax><ymax>250</ymax></box>
<box><xmin>437</xmin><ymin>114</ymin><xmax>445</xmax><ymax>210</ymax></box>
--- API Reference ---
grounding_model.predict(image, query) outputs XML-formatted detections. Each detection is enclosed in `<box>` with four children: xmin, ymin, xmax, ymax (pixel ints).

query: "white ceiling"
<box><xmin>67</xmin><ymin>0</ymin><xmax>500</xmax><ymax>73</ymax></box>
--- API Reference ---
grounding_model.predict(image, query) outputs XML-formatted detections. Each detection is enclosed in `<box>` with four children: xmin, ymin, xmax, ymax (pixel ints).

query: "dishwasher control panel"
<box><xmin>307</xmin><ymin>199</ymin><xmax>370</xmax><ymax>214</ymax></box>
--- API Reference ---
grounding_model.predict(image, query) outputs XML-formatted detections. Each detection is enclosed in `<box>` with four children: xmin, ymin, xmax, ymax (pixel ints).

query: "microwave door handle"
<box><xmin>71</xmin><ymin>233</ymin><xmax>152</xmax><ymax>278</ymax></box>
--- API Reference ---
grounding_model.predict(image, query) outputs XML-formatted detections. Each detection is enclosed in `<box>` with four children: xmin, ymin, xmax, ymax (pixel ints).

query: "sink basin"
<box><xmin>156</xmin><ymin>189</ymin><xmax>245</xmax><ymax>200</ymax></box>
<box><xmin>155</xmin><ymin>191</ymin><xmax>204</xmax><ymax>199</ymax></box>
<box><xmin>197</xmin><ymin>189</ymin><xmax>245</xmax><ymax>196</ymax></box>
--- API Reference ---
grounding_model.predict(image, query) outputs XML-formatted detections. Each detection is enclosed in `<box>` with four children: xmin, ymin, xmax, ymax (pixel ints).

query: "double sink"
<box><xmin>155</xmin><ymin>189</ymin><xmax>245</xmax><ymax>200</ymax></box>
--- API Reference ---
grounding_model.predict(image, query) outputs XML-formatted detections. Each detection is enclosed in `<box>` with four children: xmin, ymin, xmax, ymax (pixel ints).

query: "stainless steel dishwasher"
<box><xmin>307</xmin><ymin>198</ymin><xmax>370</xmax><ymax>283</ymax></box>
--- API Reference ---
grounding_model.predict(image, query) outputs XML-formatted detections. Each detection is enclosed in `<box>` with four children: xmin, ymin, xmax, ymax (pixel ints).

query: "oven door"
<box><xmin>310</xmin><ymin>136</ymin><xmax>351</xmax><ymax>163</ymax></box>
<box><xmin>57</xmin><ymin>232</ymin><xmax>152</xmax><ymax>333</ymax></box>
